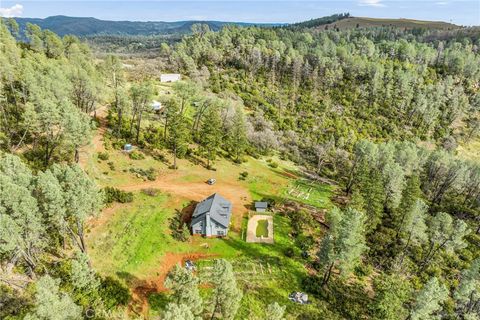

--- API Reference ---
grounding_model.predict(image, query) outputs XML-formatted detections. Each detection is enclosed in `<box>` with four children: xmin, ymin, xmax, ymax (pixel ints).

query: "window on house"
<box><xmin>217</xmin><ymin>231</ymin><xmax>224</xmax><ymax>236</ymax></box>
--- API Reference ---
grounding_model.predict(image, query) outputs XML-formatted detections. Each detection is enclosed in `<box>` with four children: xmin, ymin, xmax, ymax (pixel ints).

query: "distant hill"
<box><xmin>319</xmin><ymin>17</ymin><xmax>459</xmax><ymax>31</ymax></box>
<box><xmin>11</xmin><ymin>15</ymin><xmax>461</xmax><ymax>40</ymax></box>
<box><xmin>13</xmin><ymin>15</ymin><xmax>281</xmax><ymax>37</ymax></box>
<box><xmin>288</xmin><ymin>13</ymin><xmax>351</xmax><ymax>29</ymax></box>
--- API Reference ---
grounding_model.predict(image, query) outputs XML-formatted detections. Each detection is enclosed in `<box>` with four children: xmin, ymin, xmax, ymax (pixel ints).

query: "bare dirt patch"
<box><xmin>118</xmin><ymin>178</ymin><xmax>250</xmax><ymax>231</ymax></box>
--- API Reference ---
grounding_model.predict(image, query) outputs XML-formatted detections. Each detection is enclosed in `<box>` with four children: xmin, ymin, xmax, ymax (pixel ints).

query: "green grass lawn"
<box><xmin>255</xmin><ymin>219</ymin><xmax>269</xmax><ymax>237</ymax></box>
<box><xmin>284</xmin><ymin>178</ymin><xmax>334</xmax><ymax>209</ymax></box>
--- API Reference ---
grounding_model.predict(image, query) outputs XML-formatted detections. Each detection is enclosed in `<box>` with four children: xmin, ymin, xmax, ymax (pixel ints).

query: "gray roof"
<box><xmin>255</xmin><ymin>201</ymin><xmax>268</xmax><ymax>208</ymax></box>
<box><xmin>191</xmin><ymin>193</ymin><xmax>232</xmax><ymax>228</ymax></box>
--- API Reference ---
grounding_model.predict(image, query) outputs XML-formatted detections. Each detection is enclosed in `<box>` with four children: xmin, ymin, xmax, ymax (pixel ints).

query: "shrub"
<box><xmin>129</xmin><ymin>151</ymin><xmax>145</xmax><ymax>160</ymax></box>
<box><xmin>284</xmin><ymin>247</ymin><xmax>295</xmax><ymax>258</ymax></box>
<box><xmin>169</xmin><ymin>211</ymin><xmax>191</xmax><ymax>242</ymax></box>
<box><xmin>129</xmin><ymin>167</ymin><xmax>157</xmax><ymax>181</ymax></box>
<box><xmin>103</xmin><ymin>187</ymin><xmax>134</xmax><ymax>204</ymax></box>
<box><xmin>239</xmin><ymin>171</ymin><xmax>249</xmax><ymax>180</ymax></box>
<box><xmin>98</xmin><ymin>152</ymin><xmax>109</xmax><ymax>161</ymax></box>
<box><xmin>107</xmin><ymin>161</ymin><xmax>115</xmax><ymax>171</ymax></box>
<box><xmin>142</xmin><ymin>188</ymin><xmax>159</xmax><ymax>196</ymax></box>
<box><xmin>268</xmin><ymin>161</ymin><xmax>279</xmax><ymax>168</ymax></box>
<box><xmin>99</xmin><ymin>277</ymin><xmax>130</xmax><ymax>310</ymax></box>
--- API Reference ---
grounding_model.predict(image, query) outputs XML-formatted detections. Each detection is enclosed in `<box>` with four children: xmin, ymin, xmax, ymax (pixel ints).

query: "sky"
<box><xmin>0</xmin><ymin>0</ymin><xmax>479</xmax><ymax>26</ymax></box>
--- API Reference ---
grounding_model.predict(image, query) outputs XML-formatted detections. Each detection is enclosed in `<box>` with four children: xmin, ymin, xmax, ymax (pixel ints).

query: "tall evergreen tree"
<box><xmin>370</xmin><ymin>273</ymin><xmax>411</xmax><ymax>320</ymax></box>
<box><xmin>225</xmin><ymin>107</ymin><xmax>248</xmax><ymax>163</ymax></box>
<box><xmin>410</xmin><ymin>277</ymin><xmax>448</xmax><ymax>320</ymax></box>
<box><xmin>210</xmin><ymin>259</ymin><xmax>242</xmax><ymax>320</ymax></box>
<box><xmin>164</xmin><ymin>264</ymin><xmax>203</xmax><ymax>317</ymax></box>
<box><xmin>24</xmin><ymin>275</ymin><xmax>82</xmax><ymax>320</ymax></box>
<box><xmin>166</xmin><ymin>99</ymin><xmax>189</xmax><ymax>169</ymax></box>
<box><xmin>198</xmin><ymin>106</ymin><xmax>222</xmax><ymax>169</ymax></box>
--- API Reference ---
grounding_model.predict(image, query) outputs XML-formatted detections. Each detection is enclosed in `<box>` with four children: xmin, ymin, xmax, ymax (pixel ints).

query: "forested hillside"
<box><xmin>1</xmin><ymin>14</ymin><xmax>480</xmax><ymax>320</ymax></box>
<box><xmin>13</xmin><ymin>15</ymin><xmax>279</xmax><ymax>37</ymax></box>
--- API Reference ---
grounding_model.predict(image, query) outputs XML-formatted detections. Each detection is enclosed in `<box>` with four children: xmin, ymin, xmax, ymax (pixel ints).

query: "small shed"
<box><xmin>160</xmin><ymin>73</ymin><xmax>181</xmax><ymax>83</ymax></box>
<box><xmin>255</xmin><ymin>201</ymin><xmax>268</xmax><ymax>212</ymax></box>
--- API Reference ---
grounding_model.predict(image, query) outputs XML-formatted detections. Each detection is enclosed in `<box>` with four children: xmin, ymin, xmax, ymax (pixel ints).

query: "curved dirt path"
<box><xmin>78</xmin><ymin>105</ymin><xmax>108</xmax><ymax>168</ymax></box>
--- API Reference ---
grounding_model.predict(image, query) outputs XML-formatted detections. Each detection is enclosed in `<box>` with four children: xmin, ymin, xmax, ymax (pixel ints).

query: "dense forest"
<box><xmin>1</xmin><ymin>13</ymin><xmax>480</xmax><ymax>320</ymax></box>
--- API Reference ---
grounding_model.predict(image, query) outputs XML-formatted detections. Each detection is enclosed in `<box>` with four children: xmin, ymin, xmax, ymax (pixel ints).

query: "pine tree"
<box><xmin>24</xmin><ymin>275</ymin><xmax>82</xmax><ymax>320</ymax></box>
<box><xmin>370</xmin><ymin>273</ymin><xmax>411</xmax><ymax>320</ymax></box>
<box><xmin>454</xmin><ymin>258</ymin><xmax>480</xmax><ymax>317</ymax></box>
<box><xmin>420</xmin><ymin>212</ymin><xmax>469</xmax><ymax>272</ymax></box>
<box><xmin>210</xmin><ymin>259</ymin><xmax>242</xmax><ymax>320</ymax></box>
<box><xmin>199</xmin><ymin>106</ymin><xmax>222</xmax><ymax>169</ymax></box>
<box><xmin>162</xmin><ymin>302</ymin><xmax>195</xmax><ymax>320</ymax></box>
<box><xmin>361</xmin><ymin>170</ymin><xmax>385</xmax><ymax>233</ymax></box>
<box><xmin>317</xmin><ymin>207</ymin><xmax>367</xmax><ymax>285</ymax></box>
<box><xmin>394</xmin><ymin>174</ymin><xmax>422</xmax><ymax>235</ymax></box>
<box><xmin>164</xmin><ymin>264</ymin><xmax>203</xmax><ymax>317</ymax></box>
<box><xmin>166</xmin><ymin>99</ymin><xmax>189</xmax><ymax>169</ymax></box>
<box><xmin>70</xmin><ymin>251</ymin><xmax>99</xmax><ymax>293</ymax></box>
<box><xmin>410</xmin><ymin>277</ymin><xmax>448</xmax><ymax>320</ymax></box>
<box><xmin>226</xmin><ymin>107</ymin><xmax>248</xmax><ymax>163</ymax></box>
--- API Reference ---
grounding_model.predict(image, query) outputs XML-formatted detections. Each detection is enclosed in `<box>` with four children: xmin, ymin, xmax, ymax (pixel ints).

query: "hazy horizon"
<box><xmin>1</xmin><ymin>0</ymin><xmax>479</xmax><ymax>26</ymax></box>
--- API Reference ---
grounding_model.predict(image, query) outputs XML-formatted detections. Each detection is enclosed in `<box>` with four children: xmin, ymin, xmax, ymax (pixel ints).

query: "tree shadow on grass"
<box><xmin>148</xmin><ymin>292</ymin><xmax>170</xmax><ymax>312</ymax></box>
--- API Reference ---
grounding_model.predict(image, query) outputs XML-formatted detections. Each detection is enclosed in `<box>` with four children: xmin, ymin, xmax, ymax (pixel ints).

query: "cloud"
<box><xmin>0</xmin><ymin>4</ymin><xmax>23</xmax><ymax>17</ymax></box>
<box><xmin>435</xmin><ymin>1</ymin><xmax>449</xmax><ymax>5</ymax></box>
<box><xmin>358</xmin><ymin>0</ymin><xmax>386</xmax><ymax>7</ymax></box>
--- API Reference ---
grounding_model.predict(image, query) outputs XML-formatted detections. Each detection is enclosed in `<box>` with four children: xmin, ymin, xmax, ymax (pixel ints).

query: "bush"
<box><xmin>99</xmin><ymin>277</ymin><xmax>130</xmax><ymax>310</ymax></box>
<box><xmin>268</xmin><ymin>161</ymin><xmax>279</xmax><ymax>168</ymax></box>
<box><xmin>98</xmin><ymin>152</ymin><xmax>109</xmax><ymax>161</ymax></box>
<box><xmin>284</xmin><ymin>247</ymin><xmax>295</xmax><ymax>258</ymax></box>
<box><xmin>129</xmin><ymin>151</ymin><xmax>145</xmax><ymax>160</ymax></box>
<box><xmin>107</xmin><ymin>161</ymin><xmax>115</xmax><ymax>171</ymax></box>
<box><xmin>129</xmin><ymin>167</ymin><xmax>157</xmax><ymax>181</ymax></box>
<box><xmin>239</xmin><ymin>171</ymin><xmax>249</xmax><ymax>180</ymax></box>
<box><xmin>142</xmin><ymin>188</ymin><xmax>160</xmax><ymax>196</ymax></box>
<box><xmin>169</xmin><ymin>211</ymin><xmax>191</xmax><ymax>242</ymax></box>
<box><xmin>104</xmin><ymin>187</ymin><xmax>134</xmax><ymax>204</ymax></box>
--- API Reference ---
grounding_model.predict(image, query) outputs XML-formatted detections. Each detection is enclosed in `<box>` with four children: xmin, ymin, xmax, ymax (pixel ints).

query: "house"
<box><xmin>254</xmin><ymin>201</ymin><xmax>268</xmax><ymax>212</ymax></box>
<box><xmin>160</xmin><ymin>73</ymin><xmax>181</xmax><ymax>83</ymax></box>
<box><xmin>191</xmin><ymin>193</ymin><xmax>232</xmax><ymax>237</ymax></box>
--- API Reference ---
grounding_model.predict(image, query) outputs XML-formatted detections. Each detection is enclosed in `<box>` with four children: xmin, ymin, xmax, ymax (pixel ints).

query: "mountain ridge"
<box><xmin>11</xmin><ymin>14</ymin><xmax>462</xmax><ymax>38</ymax></box>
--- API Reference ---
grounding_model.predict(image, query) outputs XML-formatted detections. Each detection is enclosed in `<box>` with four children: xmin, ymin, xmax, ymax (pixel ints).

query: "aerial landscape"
<box><xmin>0</xmin><ymin>0</ymin><xmax>480</xmax><ymax>319</ymax></box>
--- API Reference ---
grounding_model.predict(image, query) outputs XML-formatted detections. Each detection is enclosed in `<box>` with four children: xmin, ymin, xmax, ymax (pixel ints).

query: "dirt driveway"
<box><xmin>246</xmin><ymin>215</ymin><xmax>274</xmax><ymax>243</ymax></box>
<box><xmin>118</xmin><ymin>178</ymin><xmax>249</xmax><ymax>231</ymax></box>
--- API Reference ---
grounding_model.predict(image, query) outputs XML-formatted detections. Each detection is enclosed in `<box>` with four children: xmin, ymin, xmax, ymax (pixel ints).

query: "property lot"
<box><xmin>82</xmin><ymin>116</ymin><xmax>334</xmax><ymax>318</ymax></box>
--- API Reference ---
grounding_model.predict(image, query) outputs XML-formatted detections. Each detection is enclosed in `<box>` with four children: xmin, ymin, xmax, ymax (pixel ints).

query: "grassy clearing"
<box><xmin>85</xmin><ymin>148</ymin><xmax>334</xmax><ymax>318</ymax></box>
<box><xmin>87</xmin><ymin>191</ymin><xmax>245</xmax><ymax>280</ymax></box>
<box><xmin>255</xmin><ymin>219</ymin><xmax>269</xmax><ymax>237</ymax></box>
<box><xmin>458</xmin><ymin>139</ymin><xmax>480</xmax><ymax>163</ymax></box>
<box><xmin>284</xmin><ymin>178</ymin><xmax>334</xmax><ymax>209</ymax></box>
